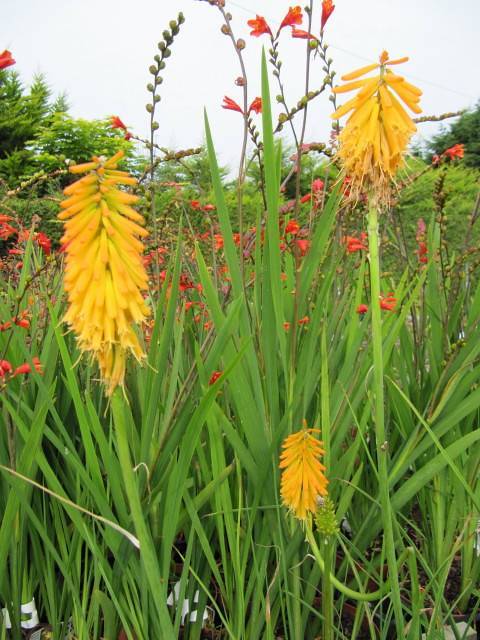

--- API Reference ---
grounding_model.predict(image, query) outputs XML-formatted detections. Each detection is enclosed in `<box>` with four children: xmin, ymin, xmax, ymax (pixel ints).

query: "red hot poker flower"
<box><xmin>0</xmin><ymin>50</ymin><xmax>15</xmax><ymax>70</ymax></box>
<box><xmin>280</xmin><ymin>6</ymin><xmax>303</xmax><ymax>30</ymax></box>
<box><xmin>248</xmin><ymin>97</ymin><xmax>262</xmax><ymax>114</ymax></box>
<box><xmin>247</xmin><ymin>15</ymin><xmax>272</xmax><ymax>37</ymax></box>
<box><xmin>111</xmin><ymin>116</ymin><xmax>127</xmax><ymax>130</ymax></box>
<box><xmin>222</xmin><ymin>96</ymin><xmax>243</xmax><ymax>114</ymax></box>
<box><xmin>320</xmin><ymin>0</ymin><xmax>335</xmax><ymax>31</ymax></box>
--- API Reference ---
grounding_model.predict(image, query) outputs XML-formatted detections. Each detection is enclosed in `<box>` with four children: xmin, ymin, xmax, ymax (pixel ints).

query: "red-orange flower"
<box><xmin>14</xmin><ymin>356</ymin><xmax>43</xmax><ymax>376</ymax></box>
<box><xmin>380</xmin><ymin>295</ymin><xmax>397</xmax><ymax>311</ymax></box>
<box><xmin>356</xmin><ymin>304</ymin><xmax>368</xmax><ymax>315</ymax></box>
<box><xmin>35</xmin><ymin>232</ymin><xmax>51</xmax><ymax>255</ymax></box>
<box><xmin>291</xmin><ymin>27</ymin><xmax>317</xmax><ymax>40</ymax></box>
<box><xmin>214</xmin><ymin>234</ymin><xmax>224</xmax><ymax>251</ymax></box>
<box><xmin>344</xmin><ymin>233</ymin><xmax>367</xmax><ymax>253</ymax></box>
<box><xmin>111</xmin><ymin>115</ymin><xmax>127</xmax><ymax>130</ymax></box>
<box><xmin>222</xmin><ymin>96</ymin><xmax>243</xmax><ymax>113</ymax></box>
<box><xmin>296</xmin><ymin>239</ymin><xmax>310</xmax><ymax>256</ymax></box>
<box><xmin>0</xmin><ymin>360</ymin><xmax>12</xmax><ymax>377</ymax></box>
<box><xmin>443</xmin><ymin>143</ymin><xmax>464</xmax><ymax>160</ymax></box>
<box><xmin>209</xmin><ymin>371</ymin><xmax>222</xmax><ymax>385</ymax></box>
<box><xmin>298</xmin><ymin>316</ymin><xmax>310</xmax><ymax>325</ymax></box>
<box><xmin>320</xmin><ymin>0</ymin><xmax>335</xmax><ymax>30</ymax></box>
<box><xmin>280</xmin><ymin>6</ymin><xmax>303</xmax><ymax>30</ymax></box>
<box><xmin>247</xmin><ymin>15</ymin><xmax>272</xmax><ymax>37</ymax></box>
<box><xmin>417</xmin><ymin>241</ymin><xmax>428</xmax><ymax>264</ymax></box>
<box><xmin>285</xmin><ymin>219</ymin><xmax>300</xmax><ymax>235</ymax></box>
<box><xmin>248</xmin><ymin>97</ymin><xmax>262</xmax><ymax>114</ymax></box>
<box><xmin>0</xmin><ymin>50</ymin><xmax>15</xmax><ymax>70</ymax></box>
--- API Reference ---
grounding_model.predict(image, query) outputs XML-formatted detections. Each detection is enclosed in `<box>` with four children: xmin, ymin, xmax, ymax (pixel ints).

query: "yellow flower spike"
<box><xmin>59</xmin><ymin>151</ymin><xmax>150</xmax><ymax>396</ymax></box>
<box><xmin>332</xmin><ymin>51</ymin><xmax>422</xmax><ymax>203</ymax></box>
<box><xmin>279</xmin><ymin>424</ymin><xmax>329</xmax><ymax>520</ymax></box>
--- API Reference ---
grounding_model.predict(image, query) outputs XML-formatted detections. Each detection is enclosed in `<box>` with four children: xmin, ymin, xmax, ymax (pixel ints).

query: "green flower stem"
<box><xmin>367</xmin><ymin>200</ymin><xmax>404</xmax><ymax>635</ymax></box>
<box><xmin>306</xmin><ymin>525</ymin><xmax>409</xmax><ymax>602</ymax></box>
<box><xmin>322</xmin><ymin>538</ymin><xmax>334</xmax><ymax>640</ymax></box>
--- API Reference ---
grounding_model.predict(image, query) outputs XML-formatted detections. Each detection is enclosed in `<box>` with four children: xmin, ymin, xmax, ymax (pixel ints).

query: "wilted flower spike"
<box><xmin>59</xmin><ymin>151</ymin><xmax>150</xmax><ymax>395</ymax></box>
<box><xmin>332</xmin><ymin>51</ymin><xmax>422</xmax><ymax>202</ymax></box>
<box><xmin>279</xmin><ymin>426</ymin><xmax>328</xmax><ymax>520</ymax></box>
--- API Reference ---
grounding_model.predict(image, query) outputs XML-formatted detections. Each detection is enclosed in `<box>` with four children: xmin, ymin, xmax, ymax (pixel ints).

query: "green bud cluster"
<box><xmin>314</xmin><ymin>496</ymin><xmax>339</xmax><ymax>538</ymax></box>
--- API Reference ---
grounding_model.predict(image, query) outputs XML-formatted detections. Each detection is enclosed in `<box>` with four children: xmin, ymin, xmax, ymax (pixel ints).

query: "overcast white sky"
<box><xmin>2</xmin><ymin>0</ymin><xmax>479</xmax><ymax>169</ymax></box>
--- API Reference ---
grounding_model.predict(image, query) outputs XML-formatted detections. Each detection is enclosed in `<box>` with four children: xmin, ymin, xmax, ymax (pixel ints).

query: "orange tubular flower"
<box><xmin>321</xmin><ymin>0</ymin><xmax>335</xmax><ymax>31</ymax></box>
<box><xmin>111</xmin><ymin>116</ymin><xmax>127</xmax><ymax>130</ymax></box>
<box><xmin>443</xmin><ymin>143</ymin><xmax>464</xmax><ymax>160</ymax></box>
<box><xmin>380</xmin><ymin>294</ymin><xmax>397</xmax><ymax>311</ymax></box>
<box><xmin>280</xmin><ymin>6</ymin><xmax>303</xmax><ymax>30</ymax></box>
<box><xmin>0</xmin><ymin>50</ymin><xmax>15</xmax><ymax>70</ymax></box>
<box><xmin>222</xmin><ymin>96</ymin><xmax>243</xmax><ymax>114</ymax></box>
<box><xmin>248</xmin><ymin>97</ymin><xmax>262</xmax><ymax>114</ymax></box>
<box><xmin>331</xmin><ymin>51</ymin><xmax>422</xmax><ymax>203</ymax></box>
<box><xmin>280</xmin><ymin>425</ymin><xmax>328</xmax><ymax>520</ymax></box>
<box><xmin>247</xmin><ymin>15</ymin><xmax>272</xmax><ymax>37</ymax></box>
<box><xmin>291</xmin><ymin>27</ymin><xmax>317</xmax><ymax>40</ymax></box>
<box><xmin>59</xmin><ymin>151</ymin><xmax>150</xmax><ymax>396</ymax></box>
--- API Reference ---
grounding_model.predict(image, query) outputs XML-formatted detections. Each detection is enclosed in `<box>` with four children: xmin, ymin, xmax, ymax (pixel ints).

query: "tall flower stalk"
<box><xmin>332</xmin><ymin>51</ymin><xmax>422</xmax><ymax>636</ymax></box>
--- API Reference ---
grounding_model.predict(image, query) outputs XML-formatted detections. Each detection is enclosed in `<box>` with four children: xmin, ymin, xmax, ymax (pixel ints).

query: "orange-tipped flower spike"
<box><xmin>279</xmin><ymin>424</ymin><xmax>329</xmax><ymax>520</ymax></box>
<box><xmin>60</xmin><ymin>152</ymin><xmax>150</xmax><ymax>395</ymax></box>
<box><xmin>331</xmin><ymin>50</ymin><xmax>422</xmax><ymax>203</ymax></box>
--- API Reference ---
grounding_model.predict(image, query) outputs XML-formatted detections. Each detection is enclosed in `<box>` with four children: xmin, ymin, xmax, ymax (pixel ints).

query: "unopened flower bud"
<box><xmin>163</xmin><ymin>48</ymin><xmax>171</xmax><ymax>58</ymax></box>
<box><xmin>235</xmin><ymin>77</ymin><xmax>246</xmax><ymax>86</ymax></box>
<box><xmin>147</xmin><ymin>83</ymin><xmax>154</xmax><ymax>92</ymax></box>
<box><xmin>146</xmin><ymin>104</ymin><xmax>154</xmax><ymax>113</ymax></box>
<box><xmin>152</xmin><ymin>122</ymin><xmax>159</xmax><ymax>131</ymax></box>
<box><xmin>236</xmin><ymin>39</ymin><xmax>246</xmax><ymax>50</ymax></box>
<box><xmin>178</xmin><ymin>12</ymin><xmax>185</xmax><ymax>24</ymax></box>
<box><xmin>149</xmin><ymin>65</ymin><xmax>157</xmax><ymax>75</ymax></box>
<box><xmin>221</xmin><ymin>24</ymin><xmax>231</xmax><ymax>35</ymax></box>
<box><xmin>154</xmin><ymin>95</ymin><xmax>161</xmax><ymax>103</ymax></box>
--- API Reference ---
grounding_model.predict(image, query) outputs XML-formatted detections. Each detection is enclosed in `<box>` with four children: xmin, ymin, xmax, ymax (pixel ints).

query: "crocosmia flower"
<box><xmin>321</xmin><ymin>0</ymin><xmax>335</xmax><ymax>31</ymax></box>
<box><xmin>280</xmin><ymin>6</ymin><xmax>303</xmax><ymax>30</ymax></box>
<box><xmin>247</xmin><ymin>15</ymin><xmax>272</xmax><ymax>37</ymax></box>
<box><xmin>248</xmin><ymin>97</ymin><xmax>262</xmax><ymax>114</ymax></box>
<box><xmin>0</xmin><ymin>50</ymin><xmax>15</xmax><ymax>70</ymax></box>
<box><xmin>222</xmin><ymin>96</ymin><xmax>243</xmax><ymax>113</ymax></box>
